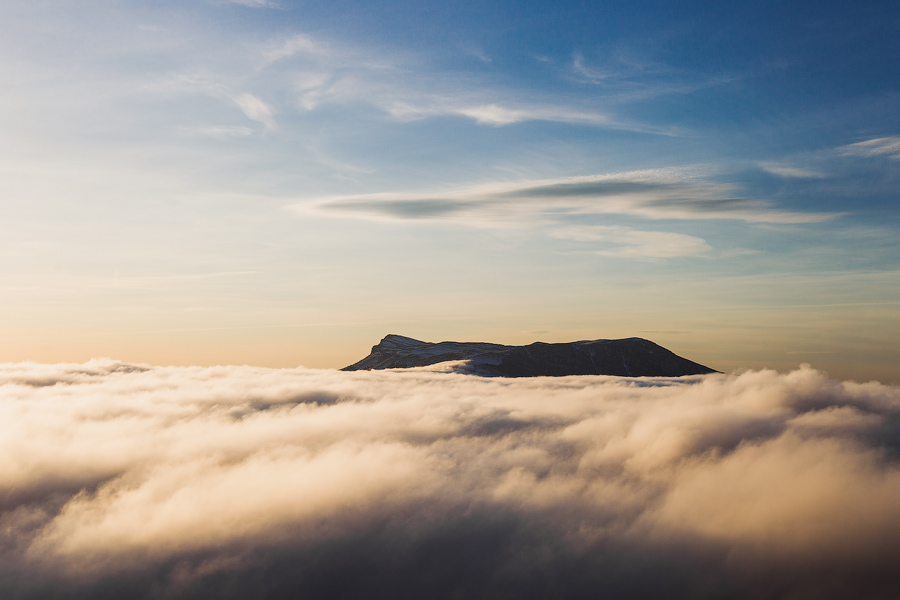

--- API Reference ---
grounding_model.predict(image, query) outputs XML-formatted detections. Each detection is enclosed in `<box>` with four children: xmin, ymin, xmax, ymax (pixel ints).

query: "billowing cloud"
<box><xmin>1</xmin><ymin>360</ymin><xmax>899</xmax><ymax>598</ymax></box>
<box><xmin>306</xmin><ymin>170</ymin><xmax>841</xmax><ymax>225</ymax></box>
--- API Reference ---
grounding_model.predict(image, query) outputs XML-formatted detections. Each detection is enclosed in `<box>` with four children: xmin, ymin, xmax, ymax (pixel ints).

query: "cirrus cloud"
<box><xmin>304</xmin><ymin>169</ymin><xmax>841</xmax><ymax>226</ymax></box>
<box><xmin>550</xmin><ymin>225</ymin><xmax>712</xmax><ymax>258</ymax></box>
<box><xmin>838</xmin><ymin>137</ymin><xmax>900</xmax><ymax>160</ymax></box>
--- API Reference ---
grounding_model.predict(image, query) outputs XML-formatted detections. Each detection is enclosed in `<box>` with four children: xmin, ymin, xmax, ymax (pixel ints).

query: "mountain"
<box><xmin>342</xmin><ymin>334</ymin><xmax>718</xmax><ymax>377</ymax></box>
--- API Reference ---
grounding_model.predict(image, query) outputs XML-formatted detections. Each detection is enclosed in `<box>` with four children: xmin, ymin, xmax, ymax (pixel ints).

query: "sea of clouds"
<box><xmin>1</xmin><ymin>361</ymin><xmax>899</xmax><ymax>599</ymax></box>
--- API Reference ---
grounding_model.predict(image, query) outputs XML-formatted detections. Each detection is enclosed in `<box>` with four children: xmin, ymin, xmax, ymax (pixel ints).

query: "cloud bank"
<box><xmin>1</xmin><ymin>361</ymin><xmax>899</xmax><ymax>599</ymax></box>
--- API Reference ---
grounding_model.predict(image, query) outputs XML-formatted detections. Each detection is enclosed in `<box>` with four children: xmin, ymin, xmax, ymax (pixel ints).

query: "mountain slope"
<box><xmin>342</xmin><ymin>334</ymin><xmax>718</xmax><ymax>377</ymax></box>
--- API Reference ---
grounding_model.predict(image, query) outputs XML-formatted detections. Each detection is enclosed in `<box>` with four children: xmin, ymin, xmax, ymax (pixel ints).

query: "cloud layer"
<box><xmin>1</xmin><ymin>360</ymin><xmax>899</xmax><ymax>598</ymax></box>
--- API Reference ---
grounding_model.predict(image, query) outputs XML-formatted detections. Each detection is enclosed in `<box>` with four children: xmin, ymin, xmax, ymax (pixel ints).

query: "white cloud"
<box><xmin>459</xmin><ymin>42</ymin><xmax>491</xmax><ymax>64</ymax></box>
<box><xmin>142</xmin><ymin>76</ymin><xmax>279</xmax><ymax>134</ymax></box>
<box><xmin>758</xmin><ymin>161</ymin><xmax>827</xmax><ymax>178</ymax></box>
<box><xmin>224</xmin><ymin>0</ymin><xmax>275</xmax><ymax>7</ymax></box>
<box><xmin>456</xmin><ymin>104</ymin><xmax>613</xmax><ymax>126</ymax></box>
<box><xmin>233</xmin><ymin>93</ymin><xmax>275</xmax><ymax>130</ymax></box>
<box><xmin>839</xmin><ymin>136</ymin><xmax>900</xmax><ymax>160</ymax></box>
<box><xmin>453</xmin><ymin>104</ymin><xmax>534</xmax><ymax>126</ymax></box>
<box><xmin>308</xmin><ymin>169</ymin><xmax>841</xmax><ymax>225</ymax></box>
<box><xmin>128</xmin><ymin>29</ymin><xmax>681</xmax><ymax>135</ymax></box>
<box><xmin>572</xmin><ymin>52</ymin><xmax>613</xmax><ymax>83</ymax></box>
<box><xmin>383</xmin><ymin>99</ymin><xmax>618</xmax><ymax>127</ymax></box>
<box><xmin>386</xmin><ymin>102</ymin><xmax>613</xmax><ymax>126</ymax></box>
<box><xmin>266</xmin><ymin>34</ymin><xmax>322</xmax><ymax>61</ymax></box>
<box><xmin>249</xmin><ymin>33</ymin><xmax>658</xmax><ymax>131</ymax></box>
<box><xmin>550</xmin><ymin>225</ymin><xmax>712</xmax><ymax>258</ymax></box>
<box><xmin>568</xmin><ymin>51</ymin><xmax>738</xmax><ymax>102</ymax></box>
<box><xmin>0</xmin><ymin>361</ymin><xmax>898</xmax><ymax>597</ymax></box>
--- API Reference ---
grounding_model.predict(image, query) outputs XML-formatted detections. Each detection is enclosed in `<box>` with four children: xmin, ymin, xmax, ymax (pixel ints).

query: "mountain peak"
<box><xmin>378</xmin><ymin>334</ymin><xmax>429</xmax><ymax>349</ymax></box>
<box><xmin>344</xmin><ymin>335</ymin><xmax>717</xmax><ymax>377</ymax></box>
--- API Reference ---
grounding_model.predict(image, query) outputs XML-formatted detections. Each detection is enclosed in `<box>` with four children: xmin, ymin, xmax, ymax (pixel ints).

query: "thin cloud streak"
<box><xmin>394</xmin><ymin>102</ymin><xmax>614</xmax><ymax>127</ymax></box>
<box><xmin>307</xmin><ymin>170</ymin><xmax>842</xmax><ymax>225</ymax></box>
<box><xmin>568</xmin><ymin>52</ymin><xmax>738</xmax><ymax>103</ymax></box>
<box><xmin>838</xmin><ymin>137</ymin><xmax>900</xmax><ymax>160</ymax></box>
<box><xmin>550</xmin><ymin>225</ymin><xmax>712</xmax><ymax>258</ymax></box>
<box><xmin>223</xmin><ymin>0</ymin><xmax>276</xmax><ymax>7</ymax></box>
<box><xmin>0</xmin><ymin>362</ymin><xmax>899</xmax><ymax>598</ymax></box>
<box><xmin>265</xmin><ymin>34</ymin><xmax>323</xmax><ymax>61</ymax></box>
<box><xmin>758</xmin><ymin>161</ymin><xmax>828</xmax><ymax>179</ymax></box>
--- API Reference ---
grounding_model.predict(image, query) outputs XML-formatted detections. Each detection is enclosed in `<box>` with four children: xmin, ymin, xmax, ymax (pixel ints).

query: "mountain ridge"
<box><xmin>342</xmin><ymin>334</ymin><xmax>718</xmax><ymax>377</ymax></box>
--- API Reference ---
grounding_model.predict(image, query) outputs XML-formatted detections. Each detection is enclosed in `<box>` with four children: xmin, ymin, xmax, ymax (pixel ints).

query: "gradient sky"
<box><xmin>1</xmin><ymin>0</ymin><xmax>899</xmax><ymax>381</ymax></box>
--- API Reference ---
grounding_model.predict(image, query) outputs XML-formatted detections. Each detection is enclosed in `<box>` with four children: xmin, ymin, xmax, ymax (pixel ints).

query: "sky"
<box><xmin>1</xmin><ymin>0</ymin><xmax>899</xmax><ymax>381</ymax></box>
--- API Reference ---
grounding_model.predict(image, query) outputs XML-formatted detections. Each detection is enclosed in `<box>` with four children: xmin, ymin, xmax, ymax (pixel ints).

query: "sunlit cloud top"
<box><xmin>1</xmin><ymin>361</ymin><xmax>900</xmax><ymax>597</ymax></box>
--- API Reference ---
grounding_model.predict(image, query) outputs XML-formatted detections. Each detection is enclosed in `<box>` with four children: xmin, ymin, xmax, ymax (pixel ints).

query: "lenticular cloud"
<box><xmin>1</xmin><ymin>361</ymin><xmax>899</xmax><ymax>599</ymax></box>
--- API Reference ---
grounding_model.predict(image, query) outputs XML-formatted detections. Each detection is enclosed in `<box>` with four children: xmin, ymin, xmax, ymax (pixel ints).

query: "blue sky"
<box><xmin>1</xmin><ymin>0</ymin><xmax>899</xmax><ymax>381</ymax></box>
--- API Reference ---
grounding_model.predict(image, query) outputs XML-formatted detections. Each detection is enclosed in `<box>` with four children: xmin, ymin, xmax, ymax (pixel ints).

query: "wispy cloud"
<box><xmin>222</xmin><ymin>0</ymin><xmax>276</xmax><ymax>7</ymax></box>
<box><xmin>568</xmin><ymin>52</ymin><xmax>737</xmax><ymax>102</ymax></box>
<box><xmin>387</xmin><ymin>101</ymin><xmax>617</xmax><ymax>127</ymax></box>
<box><xmin>839</xmin><ymin>137</ymin><xmax>900</xmax><ymax>160</ymax></box>
<box><xmin>121</xmin><ymin>27</ymin><xmax>690</xmax><ymax>143</ymax></box>
<box><xmin>550</xmin><ymin>225</ymin><xmax>712</xmax><ymax>258</ymax></box>
<box><xmin>142</xmin><ymin>75</ymin><xmax>277</xmax><ymax>133</ymax></box>
<box><xmin>306</xmin><ymin>169</ymin><xmax>841</xmax><ymax>225</ymax></box>
<box><xmin>265</xmin><ymin>34</ymin><xmax>324</xmax><ymax>61</ymax></box>
<box><xmin>249</xmin><ymin>33</ymin><xmax>670</xmax><ymax>132</ymax></box>
<box><xmin>457</xmin><ymin>41</ymin><xmax>492</xmax><ymax>64</ymax></box>
<box><xmin>758</xmin><ymin>161</ymin><xmax>827</xmax><ymax>179</ymax></box>
<box><xmin>233</xmin><ymin>93</ymin><xmax>275</xmax><ymax>130</ymax></box>
<box><xmin>572</xmin><ymin>52</ymin><xmax>615</xmax><ymax>83</ymax></box>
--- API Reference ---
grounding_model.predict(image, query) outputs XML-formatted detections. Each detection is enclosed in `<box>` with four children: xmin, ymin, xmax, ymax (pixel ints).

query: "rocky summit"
<box><xmin>342</xmin><ymin>334</ymin><xmax>718</xmax><ymax>377</ymax></box>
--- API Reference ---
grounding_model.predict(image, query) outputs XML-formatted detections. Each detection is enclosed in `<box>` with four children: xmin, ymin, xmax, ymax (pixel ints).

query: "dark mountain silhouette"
<box><xmin>343</xmin><ymin>334</ymin><xmax>718</xmax><ymax>377</ymax></box>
